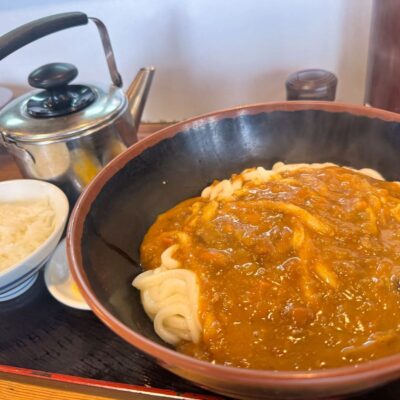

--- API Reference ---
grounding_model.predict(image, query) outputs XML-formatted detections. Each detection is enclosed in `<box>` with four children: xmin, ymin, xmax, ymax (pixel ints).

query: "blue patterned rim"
<box><xmin>0</xmin><ymin>256</ymin><xmax>49</xmax><ymax>294</ymax></box>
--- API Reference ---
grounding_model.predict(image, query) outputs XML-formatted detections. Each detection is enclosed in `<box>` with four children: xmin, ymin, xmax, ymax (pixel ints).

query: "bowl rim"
<box><xmin>67</xmin><ymin>101</ymin><xmax>400</xmax><ymax>388</ymax></box>
<box><xmin>0</xmin><ymin>179</ymin><xmax>69</xmax><ymax>278</ymax></box>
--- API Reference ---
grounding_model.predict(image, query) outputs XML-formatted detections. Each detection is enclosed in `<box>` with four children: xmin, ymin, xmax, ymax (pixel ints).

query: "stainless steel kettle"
<box><xmin>0</xmin><ymin>12</ymin><xmax>155</xmax><ymax>204</ymax></box>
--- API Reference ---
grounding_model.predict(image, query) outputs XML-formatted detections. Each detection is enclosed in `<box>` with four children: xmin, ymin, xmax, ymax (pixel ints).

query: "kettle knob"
<box><xmin>28</xmin><ymin>62</ymin><xmax>78</xmax><ymax>89</ymax></box>
<box><xmin>26</xmin><ymin>62</ymin><xmax>96</xmax><ymax>118</ymax></box>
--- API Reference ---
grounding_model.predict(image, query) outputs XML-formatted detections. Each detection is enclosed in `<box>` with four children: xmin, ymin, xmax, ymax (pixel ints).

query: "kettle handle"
<box><xmin>0</xmin><ymin>12</ymin><xmax>88</xmax><ymax>60</ymax></box>
<box><xmin>0</xmin><ymin>12</ymin><xmax>123</xmax><ymax>87</ymax></box>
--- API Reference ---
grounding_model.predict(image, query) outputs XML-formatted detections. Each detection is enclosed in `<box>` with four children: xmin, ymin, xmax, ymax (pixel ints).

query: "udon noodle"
<box><xmin>133</xmin><ymin>162</ymin><xmax>400</xmax><ymax>370</ymax></box>
<box><xmin>132</xmin><ymin>244</ymin><xmax>201</xmax><ymax>344</ymax></box>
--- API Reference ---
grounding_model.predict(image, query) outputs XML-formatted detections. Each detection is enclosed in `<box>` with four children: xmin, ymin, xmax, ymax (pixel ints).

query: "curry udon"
<box><xmin>133</xmin><ymin>163</ymin><xmax>400</xmax><ymax>370</ymax></box>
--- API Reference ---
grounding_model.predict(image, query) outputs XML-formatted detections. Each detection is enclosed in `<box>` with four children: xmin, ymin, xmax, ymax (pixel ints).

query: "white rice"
<box><xmin>0</xmin><ymin>199</ymin><xmax>55</xmax><ymax>271</ymax></box>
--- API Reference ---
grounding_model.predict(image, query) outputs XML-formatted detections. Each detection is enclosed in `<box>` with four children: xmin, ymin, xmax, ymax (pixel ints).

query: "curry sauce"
<box><xmin>140</xmin><ymin>166</ymin><xmax>400</xmax><ymax>370</ymax></box>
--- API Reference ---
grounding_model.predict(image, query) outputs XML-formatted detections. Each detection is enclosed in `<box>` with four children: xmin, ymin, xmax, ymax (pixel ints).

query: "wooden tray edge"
<box><xmin>0</xmin><ymin>364</ymin><xmax>221</xmax><ymax>399</ymax></box>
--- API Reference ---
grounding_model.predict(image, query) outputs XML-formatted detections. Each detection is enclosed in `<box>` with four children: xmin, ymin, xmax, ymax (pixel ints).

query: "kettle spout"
<box><xmin>126</xmin><ymin>67</ymin><xmax>155</xmax><ymax>132</ymax></box>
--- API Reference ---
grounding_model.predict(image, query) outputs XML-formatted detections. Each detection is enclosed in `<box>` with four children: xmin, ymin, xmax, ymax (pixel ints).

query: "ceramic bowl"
<box><xmin>68</xmin><ymin>102</ymin><xmax>400</xmax><ymax>399</ymax></box>
<box><xmin>0</xmin><ymin>179</ymin><xmax>69</xmax><ymax>301</ymax></box>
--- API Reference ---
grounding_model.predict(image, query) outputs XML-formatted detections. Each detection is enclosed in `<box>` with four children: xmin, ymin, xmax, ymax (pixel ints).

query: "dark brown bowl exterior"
<box><xmin>68</xmin><ymin>102</ymin><xmax>400</xmax><ymax>399</ymax></box>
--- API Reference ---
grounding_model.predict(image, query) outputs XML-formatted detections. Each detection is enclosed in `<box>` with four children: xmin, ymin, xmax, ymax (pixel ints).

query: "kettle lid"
<box><xmin>0</xmin><ymin>63</ymin><xmax>126</xmax><ymax>142</ymax></box>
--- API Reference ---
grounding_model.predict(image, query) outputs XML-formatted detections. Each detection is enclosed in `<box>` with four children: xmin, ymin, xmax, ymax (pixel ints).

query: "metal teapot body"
<box><xmin>0</xmin><ymin>84</ymin><xmax>135</xmax><ymax>203</ymax></box>
<box><xmin>0</xmin><ymin>12</ymin><xmax>154</xmax><ymax>204</ymax></box>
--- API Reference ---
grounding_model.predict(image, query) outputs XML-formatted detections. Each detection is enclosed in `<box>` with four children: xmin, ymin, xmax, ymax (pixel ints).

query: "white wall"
<box><xmin>0</xmin><ymin>0</ymin><xmax>372</xmax><ymax>121</ymax></box>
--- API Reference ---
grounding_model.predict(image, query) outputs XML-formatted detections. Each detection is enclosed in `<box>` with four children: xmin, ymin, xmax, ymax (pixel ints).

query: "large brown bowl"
<box><xmin>67</xmin><ymin>102</ymin><xmax>400</xmax><ymax>399</ymax></box>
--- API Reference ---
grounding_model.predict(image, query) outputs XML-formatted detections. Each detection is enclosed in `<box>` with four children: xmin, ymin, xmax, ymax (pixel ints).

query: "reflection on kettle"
<box><xmin>25</xmin><ymin>143</ymin><xmax>70</xmax><ymax>181</ymax></box>
<box><xmin>102</xmin><ymin>137</ymin><xmax>127</xmax><ymax>166</ymax></box>
<box><xmin>70</xmin><ymin>147</ymin><xmax>102</xmax><ymax>191</ymax></box>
